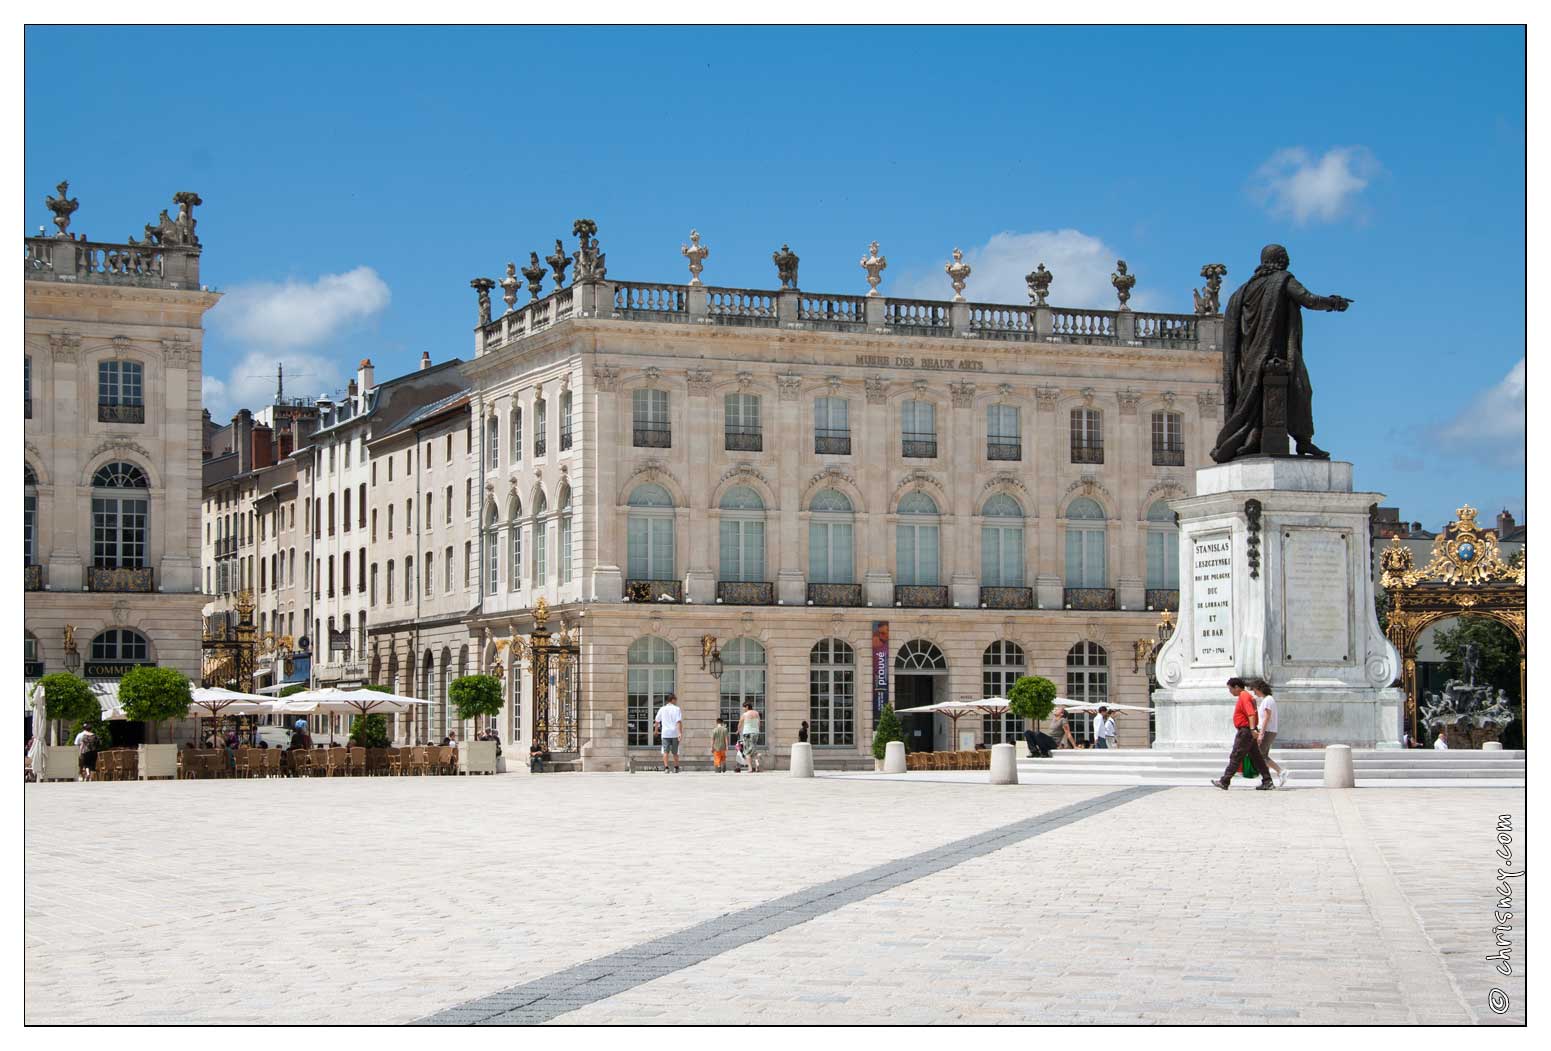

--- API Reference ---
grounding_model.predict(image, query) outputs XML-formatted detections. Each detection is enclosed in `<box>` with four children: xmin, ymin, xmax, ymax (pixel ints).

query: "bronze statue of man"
<box><xmin>1211</xmin><ymin>244</ymin><xmax>1351</xmax><ymax>463</ymax></box>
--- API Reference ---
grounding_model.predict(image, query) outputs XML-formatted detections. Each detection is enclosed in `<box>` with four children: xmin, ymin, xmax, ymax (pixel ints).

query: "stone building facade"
<box><xmin>24</xmin><ymin>185</ymin><xmax>218</xmax><ymax>713</ymax></box>
<box><xmin>455</xmin><ymin>237</ymin><xmax>1225</xmax><ymax>768</ymax></box>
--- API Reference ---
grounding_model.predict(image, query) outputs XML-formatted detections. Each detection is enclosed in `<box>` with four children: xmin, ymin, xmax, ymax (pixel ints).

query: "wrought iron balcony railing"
<box><xmin>98</xmin><ymin>402</ymin><xmax>145</xmax><ymax>424</ymax></box>
<box><xmin>1063</xmin><ymin>587</ymin><xmax>1116</xmax><ymax>610</ymax></box>
<box><xmin>724</xmin><ymin>428</ymin><xmax>763</xmax><ymax>453</ymax></box>
<box><xmin>633</xmin><ymin>423</ymin><xmax>671</xmax><ymax>449</ymax></box>
<box><xmin>625</xmin><ymin>578</ymin><xmax>683</xmax><ymax>603</ymax></box>
<box><xmin>980</xmin><ymin>585</ymin><xmax>1033</xmax><ymax>609</ymax></box>
<box><xmin>1152</xmin><ymin>446</ymin><xmax>1185</xmax><ymax>466</ymax></box>
<box><xmin>1071</xmin><ymin>442</ymin><xmax>1104</xmax><ymax>465</ymax></box>
<box><xmin>901</xmin><ymin>432</ymin><xmax>937</xmax><ymax>459</ymax></box>
<box><xmin>895</xmin><ymin>584</ymin><xmax>949</xmax><ymax>608</ymax></box>
<box><xmin>560</xmin><ymin>429</ymin><xmax>574</xmax><ymax>451</ymax></box>
<box><xmin>716</xmin><ymin>580</ymin><xmax>774</xmax><ymax>605</ymax></box>
<box><xmin>807</xmin><ymin>582</ymin><xmax>863</xmax><ymax>607</ymax></box>
<box><xmin>1145</xmin><ymin>588</ymin><xmax>1180</xmax><ymax>611</ymax></box>
<box><xmin>987</xmin><ymin>437</ymin><xmax>1022</xmax><ymax>461</ymax></box>
<box><xmin>88</xmin><ymin>566</ymin><xmax>154</xmax><ymax>592</ymax></box>
<box><xmin>534</xmin><ymin>437</ymin><xmax>547</xmax><ymax>457</ymax></box>
<box><xmin>814</xmin><ymin>430</ymin><xmax>851</xmax><ymax>456</ymax></box>
<box><xmin>25</xmin><ymin>563</ymin><xmax>43</xmax><ymax>591</ymax></box>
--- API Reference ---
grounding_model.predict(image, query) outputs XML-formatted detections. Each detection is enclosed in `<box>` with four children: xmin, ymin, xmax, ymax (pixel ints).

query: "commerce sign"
<box><xmin>871</xmin><ymin>621</ymin><xmax>890</xmax><ymax>717</ymax></box>
<box><xmin>84</xmin><ymin>661</ymin><xmax>157</xmax><ymax>678</ymax></box>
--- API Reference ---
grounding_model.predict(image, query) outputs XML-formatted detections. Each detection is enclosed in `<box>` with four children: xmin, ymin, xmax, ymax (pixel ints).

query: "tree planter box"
<box><xmin>138</xmin><ymin>743</ymin><xmax>178</xmax><ymax>780</ymax></box>
<box><xmin>42</xmin><ymin>746</ymin><xmax>79</xmax><ymax>781</ymax></box>
<box><xmin>458</xmin><ymin>740</ymin><xmax>498</xmax><ymax>775</ymax></box>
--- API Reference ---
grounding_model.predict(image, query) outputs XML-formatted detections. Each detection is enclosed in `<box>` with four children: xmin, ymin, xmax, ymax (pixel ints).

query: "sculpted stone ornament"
<box><xmin>1193</xmin><ymin>262</ymin><xmax>1228</xmax><ymax>315</ymax></box>
<box><xmin>520</xmin><ymin>252</ymin><xmax>546</xmax><ymax>300</ymax></box>
<box><xmin>572</xmin><ymin>218</ymin><xmax>606</xmax><ymax>283</ymax></box>
<box><xmin>500</xmin><ymin>262</ymin><xmax>520</xmax><ymax>314</ymax></box>
<box><xmin>1210</xmin><ymin>244</ymin><xmax>1351</xmax><ymax>463</ymax></box>
<box><xmin>945</xmin><ymin>247</ymin><xmax>971</xmax><ymax>302</ymax></box>
<box><xmin>1026</xmin><ymin>263</ymin><xmax>1053</xmax><ymax>306</ymax></box>
<box><xmin>470</xmin><ymin>277</ymin><xmax>496</xmax><ymax>326</ymax></box>
<box><xmin>681</xmin><ymin>229</ymin><xmax>709</xmax><ymax>286</ymax></box>
<box><xmin>546</xmin><ymin>239</ymin><xmax>571</xmax><ymax>288</ymax></box>
<box><xmin>1110</xmin><ymin>259</ymin><xmax>1136</xmax><ymax>310</ymax></box>
<box><xmin>772</xmin><ymin>244</ymin><xmax>799</xmax><ymax>289</ymax></box>
<box><xmin>46</xmin><ymin>180</ymin><xmax>79</xmax><ymax>237</ymax></box>
<box><xmin>132</xmin><ymin>191</ymin><xmax>203</xmax><ymax>247</ymax></box>
<box><xmin>860</xmin><ymin>241</ymin><xmax>887</xmax><ymax>296</ymax></box>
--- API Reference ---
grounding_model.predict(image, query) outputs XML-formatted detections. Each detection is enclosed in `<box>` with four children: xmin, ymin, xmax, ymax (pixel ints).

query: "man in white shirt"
<box><xmin>1433</xmin><ymin>727</ymin><xmax>1449</xmax><ymax>750</ymax></box>
<box><xmin>654</xmin><ymin>692</ymin><xmax>684</xmax><ymax>773</ymax></box>
<box><xmin>1251</xmin><ymin>679</ymin><xmax>1286</xmax><ymax>787</ymax></box>
<box><xmin>1097</xmin><ymin>707</ymin><xmax>1118</xmax><ymax>749</ymax></box>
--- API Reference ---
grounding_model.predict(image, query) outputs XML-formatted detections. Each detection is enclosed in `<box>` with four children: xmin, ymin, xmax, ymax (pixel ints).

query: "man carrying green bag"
<box><xmin>1211</xmin><ymin>677</ymin><xmax>1276</xmax><ymax>791</ymax></box>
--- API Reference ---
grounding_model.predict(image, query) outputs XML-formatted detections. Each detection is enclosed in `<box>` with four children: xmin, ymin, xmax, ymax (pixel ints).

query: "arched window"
<box><xmin>558</xmin><ymin>486</ymin><xmax>573</xmax><ymax>585</ymax></box>
<box><xmin>626</xmin><ymin>636</ymin><xmax>676</xmax><ymax>747</ymax></box>
<box><xmin>809</xmin><ymin>638</ymin><xmax>855</xmax><ymax>746</ymax></box>
<box><xmin>532</xmin><ymin>491</ymin><xmax>548</xmax><ymax>586</ymax></box>
<box><xmin>627</xmin><ymin>483</ymin><xmax>675</xmax><ymax>582</ymax></box>
<box><xmin>895</xmin><ymin>491</ymin><xmax>940</xmax><ymax>586</ymax></box>
<box><xmin>90</xmin><ymin>628</ymin><xmax>149</xmax><ymax>662</ymax></box>
<box><xmin>1064</xmin><ymin>498</ymin><xmax>1107</xmax><ymax>589</ymax></box>
<box><xmin>485</xmin><ymin>415</ymin><xmax>500</xmax><ymax>466</ymax></box>
<box><xmin>808</xmin><ymin>489</ymin><xmax>854</xmax><ymax>584</ymax></box>
<box><xmin>511</xmin><ymin>405</ymin><xmax>523</xmax><ymax>463</ymax></box>
<box><xmin>1066</xmin><ymin>642</ymin><xmax>1109</xmax><ymax>743</ymax></box>
<box><xmin>718</xmin><ymin>486</ymin><xmax>766</xmax><ymax>583</ymax></box>
<box><xmin>91</xmin><ymin>461</ymin><xmax>149</xmax><ymax>568</ymax></box>
<box><xmin>507</xmin><ymin>495</ymin><xmax>522</xmax><ymax>592</ymax></box>
<box><xmin>980</xmin><ymin>493</ymin><xmax>1025</xmax><ymax>587</ymax></box>
<box><xmin>485</xmin><ymin>502</ymin><xmax>500</xmax><ymax>595</ymax></box>
<box><xmin>1146</xmin><ymin>499</ymin><xmax>1180</xmax><ymax>593</ymax></box>
<box><xmin>982</xmin><ymin>641</ymin><xmax>1027</xmax><ymax>743</ymax></box>
<box><xmin>534</xmin><ymin>398</ymin><xmax>548</xmax><ymax>457</ymax></box>
<box><xmin>719</xmin><ymin>638</ymin><xmax>766</xmax><ymax>745</ymax></box>
<box><xmin>895</xmin><ymin>638</ymin><xmax>947</xmax><ymax>670</ymax></box>
<box><xmin>24</xmin><ymin>464</ymin><xmax>38</xmax><ymax>566</ymax></box>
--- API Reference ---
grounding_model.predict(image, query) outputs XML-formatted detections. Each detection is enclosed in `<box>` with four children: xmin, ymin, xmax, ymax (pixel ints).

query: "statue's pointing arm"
<box><xmin>1287</xmin><ymin>275</ymin><xmax>1351</xmax><ymax>312</ymax></box>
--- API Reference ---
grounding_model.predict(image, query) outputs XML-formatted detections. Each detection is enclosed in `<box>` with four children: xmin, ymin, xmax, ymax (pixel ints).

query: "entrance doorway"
<box><xmin>895</xmin><ymin>639</ymin><xmax>948</xmax><ymax>752</ymax></box>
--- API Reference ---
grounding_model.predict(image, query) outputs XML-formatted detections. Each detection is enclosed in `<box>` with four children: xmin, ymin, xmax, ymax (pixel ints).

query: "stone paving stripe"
<box><xmin>413</xmin><ymin>785</ymin><xmax>1165</xmax><ymax>1026</ymax></box>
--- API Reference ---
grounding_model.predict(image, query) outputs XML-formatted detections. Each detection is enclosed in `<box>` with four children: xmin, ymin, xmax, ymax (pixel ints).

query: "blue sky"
<box><xmin>24</xmin><ymin>25</ymin><xmax>1525</xmax><ymax>530</ymax></box>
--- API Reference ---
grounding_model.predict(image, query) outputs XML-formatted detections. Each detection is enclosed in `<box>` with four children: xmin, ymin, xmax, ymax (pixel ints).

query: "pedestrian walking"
<box><xmin>711</xmin><ymin>715</ymin><xmax>729</xmax><ymax>773</ymax></box>
<box><xmin>1098</xmin><ymin>706</ymin><xmax>1119</xmax><ymax>750</ymax></box>
<box><xmin>1211</xmin><ymin>676</ymin><xmax>1276</xmax><ymax>791</ymax></box>
<box><xmin>1251</xmin><ymin>678</ymin><xmax>1286</xmax><ymax>787</ymax></box>
<box><xmin>798</xmin><ymin>719</ymin><xmax>809</xmax><ymax>744</ymax></box>
<box><xmin>74</xmin><ymin>726</ymin><xmax>98</xmax><ymax>782</ymax></box>
<box><xmin>737</xmin><ymin>701</ymin><xmax>761</xmax><ymax>773</ymax></box>
<box><xmin>654</xmin><ymin>691</ymin><xmax>683</xmax><ymax>773</ymax></box>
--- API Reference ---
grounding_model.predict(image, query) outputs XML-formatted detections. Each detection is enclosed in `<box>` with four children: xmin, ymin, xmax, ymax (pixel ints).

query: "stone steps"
<box><xmin>1013</xmin><ymin>749</ymin><xmax>1524</xmax><ymax>784</ymax></box>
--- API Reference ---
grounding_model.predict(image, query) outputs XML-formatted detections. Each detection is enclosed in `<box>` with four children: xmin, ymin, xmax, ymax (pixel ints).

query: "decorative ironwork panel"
<box><xmin>633</xmin><ymin>425</ymin><xmax>672</xmax><ymax>449</ymax></box>
<box><xmin>1064</xmin><ymin>587</ymin><xmax>1116</xmax><ymax>610</ymax></box>
<box><xmin>534</xmin><ymin>438</ymin><xmax>547</xmax><ymax>457</ymax></box>
<box><xmin>814</xmin><ymin>432</ymin><xmax>851</xmax><ymax>456</ymax></box>
<box><xmin>895</xmin><ymin>585</ymin><xmax>949</xmax><ymax>608</ymax></box>
<box><xmin>531</xmin><ymin>626</ymin><xmax>581</xmax><ymax>755</ymax></box>
<box><xmin>724</xmin><ymin>429</ymin><xmax>763</xmax><ymax>452</ymax></box>
<box><xmin>1145</xmin><ymin>588</ymin><xmax>1180</xmax><ymax>611</ymax></box>
<box><xmin>901</xmin><ymin>437</ymin><xmax>938</xmax><ymax>459</ymax></box>
<box><xmin>807</xmin><ymin>582</ymin><xmax>862</xmax><ymax>606</ymax></box>
<box><xmin>1152</xmin><ymin>447</ymin><xmax>1185</xmax><ymax>466</ymax></box>
<box><xmin>717</xmin><ymin>581</ymin><xmax>774</xmax><ymax>605</ymax></box>
<box><xmin>25</xmin><ymin>564</ymin><xmax>42</xmax><ymax>591</ymax></box>
<box><xmin>1071</xmin><ymin>443</ymin><xmax>1104</xmax><ymax>464</ymax></box>
<box><xmin>987</xmin><ymin>439</ymin><xmax>1022</xmax><ymax>461</ymax></box>
<box><xmin>87</xmin><ymin>566</ymin><xmax>153</xmax><ymax>592</ymax></box>
<box><xmin>626</xmin><ymin>579</ymin><xmax>684</xmax><ymax>603</ymax></box>
<box><xmin>98</xmin><ymin>403</ymin><xmax>145</xmax><ymax>424</ymax></box>
<box><xmin>980</xmin><ymin>586</ymin><xmax>1033</xmax><ymax>609</ymax></box>
<box><xmin>560</xmin><ymin>430</ymin><xmax>574</xmax><ymax>451</ymax></box>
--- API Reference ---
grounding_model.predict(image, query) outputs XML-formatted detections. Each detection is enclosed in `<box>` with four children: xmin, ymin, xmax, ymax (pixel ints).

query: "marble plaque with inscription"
<box><xmin>1191</xmin><ymin>531</ymin><xmax>1234</xmax><ymax>666</ymax></box>
<box><xmin>1281</xmin><ymin>528</ymin><xmax>1351</xmax><ymax>663</ymax></box>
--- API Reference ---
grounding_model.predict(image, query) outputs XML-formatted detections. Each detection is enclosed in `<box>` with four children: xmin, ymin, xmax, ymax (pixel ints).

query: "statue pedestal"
<box><xmin>1152</xmin><ymin>458</ymin><xmax>1403</xmax><ymax>749</ymax></box>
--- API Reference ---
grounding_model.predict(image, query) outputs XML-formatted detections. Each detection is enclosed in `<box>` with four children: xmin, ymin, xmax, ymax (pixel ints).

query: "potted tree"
<box><xmin>449</xmin><ymin>674</ymin><xmax>503</xmax><ymax>774</ymax></box>
<box><xmin>871</xmin><ymin>704</ymin><xmax>905</xmax><ymax>772</ymax></box>
<box><xmin>1008</xmin><ymin>674</ymin><xmax>1058</xmax><ymax>744</ymax></box>
<box><xmin>36</xmin><ymin>673</ymin><xmax>99</xmax><ymax>781</ymax></box>
<box><xmin>119</xmin><ymin>666</ymin><xmax>192</xmax><ymax>779</ymax></box>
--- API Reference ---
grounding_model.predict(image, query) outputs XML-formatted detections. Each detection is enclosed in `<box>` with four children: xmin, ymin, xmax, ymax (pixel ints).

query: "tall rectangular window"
<box><xmin>446</xmin><ymin>547</ymin><xmax>455</xmax><ymax>593</ymax></box>
<box><xmin>814</xmin><ymin>397</ymin><xmax>850</xmax><ymax>455</ymax></box>
<box><xmin>1071</xmin><ymin>408</ymin><xmax>1104</xmax><ymax>464</ymax></box>
<box><xmin>1151</xmin><ymin>411</ymin><xmax>1184</xmax><ymax>466</ymax></box>
<box><xmin>534</xmin><ymin>399</ymin><xmax>548</xmax><ymax>457</ymax></box>
<box><xmin>724</xmin><ymin>393</ymin><xmax>762</xmax><ymax>452</ymax></box>
<box><xmin>486</xmin><ymin>532</ymin><xmax>499</xmax><ymax>594</ymax></box>
<box><xmin>559</xmin><ymin>391</ymin><xmax>574</xmax><ymax>451</ymax></box>
<box><xmin>987</xmin><ymin>404</ymin><xmax>1022</xmax><ymax>461</ymax></box>
<box><xmin>632</xmin><ymin>389</ymin><xmax>671</xmax><ymax>448</ymax></box>
<box><xmin>97</xmin><ymin>360</ymin><xmax>145</xmax><ymax>423</ymax></box>
<box><xmin>902</xmin><ymin>400</ymin><xmax>937</xmax><ymax>458</ymax></box>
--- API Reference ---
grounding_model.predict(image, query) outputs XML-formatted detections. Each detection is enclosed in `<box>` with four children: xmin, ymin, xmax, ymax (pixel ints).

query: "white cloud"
<box><xmin>893</xmin><ymin>229</ymin><xmax>1141</xmax><ymax>309</ymax></box>
<box><xmin>208</xmin><ymin>266</ymin><xmax>391</xmax><ymax>350</ymax></box>
<box><xmin>1249</xmin><ymin>146</ymin><xmax>1379</xmax><ymax>224</ymax></box>
<box><xmin>1434</xmin><ymin>358</ymin><xmax>1525</xmax><ymax>465</ymax></box>
<box><xmin>202</xmin><ymin>349</ymin><xmax>345</xmax><ymax>421</ymax></box>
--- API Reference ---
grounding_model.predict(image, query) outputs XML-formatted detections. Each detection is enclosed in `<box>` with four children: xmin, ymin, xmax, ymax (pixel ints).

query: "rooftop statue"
<box><xmin>46</xmin><ymin>180</ymin><xmax>79</xmax><ymax>237</ymax></box>
<box><xmin>772</xmin><ymin>244</ymin><xmax>799</xmax><ymax>289</ymax></box>
<box><xmin>1210</xmin><ymin>244</ymin><xmax>1351</xmax><ymax>463</ymax></box>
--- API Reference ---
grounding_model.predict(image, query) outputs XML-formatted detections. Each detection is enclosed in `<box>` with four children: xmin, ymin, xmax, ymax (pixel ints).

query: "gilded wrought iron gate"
<box><xmin>528</xmin><ymin>599</ymin><xmax>581</xmax><ymax>754</ymax></box>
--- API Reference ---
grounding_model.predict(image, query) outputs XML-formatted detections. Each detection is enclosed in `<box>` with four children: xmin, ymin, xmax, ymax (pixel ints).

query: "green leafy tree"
<box><xmin>1434</xmin><ymin>617</ymin><xmax>1521</xmax><ymax>704</ymax></box>
<box><xmin>38</xmin><ymin>673</ymin><xmax>102</xmax><ymax>744</ymax></box>
<box><xmin>1008</xmin><ymin>675</ymin><xmax>1058</xmax><ymax>731</ymax></box>
<box><xmin>349</xmin><ymin>713</ymin><xmax>392</xmax><ymax>748</ymax></box>
<box><xmin>119</xmin><ymin>666</ymin><xmax>193</xmax><ymax>744</ymax></box>
<box><xmin>449</xmin><ymin>674</ymin><xmax>503</xmax><ymax>729</ymax></box>
<box><xmin>278</xmin><ymin>684</ymin><xmax>308</xmax><ymax>698</ymax></box>
<box><xmin>871</xmin><ymin>704</ymin><xmax>905</xmax><ymax>760</ymax></box>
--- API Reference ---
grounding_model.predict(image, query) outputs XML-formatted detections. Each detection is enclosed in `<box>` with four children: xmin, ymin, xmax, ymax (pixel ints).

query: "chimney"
<box><xmin>252</xmin><ymin>423</ymin><xmax>274</xmax><ymax>471</ymax></box>
<box><xmin>420</xmin><ymin>350</ymin><xmax>431</xmax><ymax>371</ymax></box>
<box><xmin>358</xmin><ymin>358</ymin><xmax>375</xmax><ymax>393</ymax></box>
<box><xmin>278</xmin><ymin>428</ymin><xmax>294</xmax><ymax>460</ymax></box>
<box><xmin>1411</xmin><ymin>522</ymin><xmax>1422</xmax><ymax>535</ymax></box>
<box><xmin>347</xmin><ymin>379</ymin><xmax>359</xmax><ymax>402</ymax></box>
<box><xmin>1497</xmin><ymin>509</ymin><xmax>1516</xmax><ymax>536</ymax></box>
<box><xmin>233</xmin><ymin>409</ymin><xmax>253</xmax><ymax>474</ymax></box>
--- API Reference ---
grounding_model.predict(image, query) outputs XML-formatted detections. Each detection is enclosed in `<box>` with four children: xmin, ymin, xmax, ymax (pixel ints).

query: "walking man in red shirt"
<box><xmin>1211</xmin><ymin>676</ymin><xmax>1277</xmax><ymax>791</ymax></box>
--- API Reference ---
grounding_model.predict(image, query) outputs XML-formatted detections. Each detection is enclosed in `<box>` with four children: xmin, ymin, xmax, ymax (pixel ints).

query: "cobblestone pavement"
<box><xmin>25</xmin><ymin>775</ymin><xmax>1523</xmax><ymax>1025</ymax></box>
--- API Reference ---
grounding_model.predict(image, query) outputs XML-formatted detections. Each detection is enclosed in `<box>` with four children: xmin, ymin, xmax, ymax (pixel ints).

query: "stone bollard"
<box><xmin>989</xmin><ymin>742</ymin><xmax>1018</xmax><ymax>785</ymax></box>
<box><xmin>790</xmin><ymin>742</ymin><xmax>815</xmax><ymax>778</ymax></box>
<box><xmin>883</xmin><ymin>740</ymin><xmax>907</xmax><ymax>774</ymax></box>
<box><xmin>1482</xmin><ymin>741</ymin><xmax>1503</xmax><ymax>751</ymax></box>
<box><xmin>1323</xmin><ymin>744</ymin><xmax>1356</xmax><ymax>789</ymax></box>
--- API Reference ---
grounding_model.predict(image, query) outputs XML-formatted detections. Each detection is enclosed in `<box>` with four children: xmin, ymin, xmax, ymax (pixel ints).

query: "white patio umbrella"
<box><xmin>270</xmin><ymin>687</ymin><xmax>432</xmax><ymax>745</ymax></box>
<box><xmin>893</xmin><ymin>699</ymin><xmax>1009</xmax><ymax>748</ymax></box>
<box><xmin>191</xmin><ymin>686</ymin><xmax>273</xmax><ymax>746</ymax></box>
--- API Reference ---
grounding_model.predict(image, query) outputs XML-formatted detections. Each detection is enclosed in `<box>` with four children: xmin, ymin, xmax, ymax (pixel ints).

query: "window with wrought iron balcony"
<box><xmin>901</xmin><ymin>431</ymin><xmax>937</xmax><ymax>458</ymax></box>
<box><xmin>1071</xmin><ymin>440</ymin><xmax>1104</xmax><ymax>465</ymax></box>
<box><xmin>98</xmin><ymin>360</ymin><xmax>145</xmax><ymax>424</ymax></box>
<box><xmin>724</xmin><ymin>425</ymin><xmax>763</xmax><ymax>453</ymax></box>
<box><xmin>814</xmin><ymin>427</ymin><xmax>851</xmax><ymax>455</ymax></box>
<box><xmin>1151</xmin><ymin>410</ymin><xmax>1185</xmax><ymax>465</ymax></box>
<box><xmin>987</xmin><ymin>436</ymin><xmax>1022</xmax><ymax>461</ymax></box>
